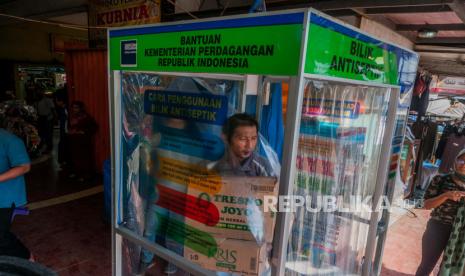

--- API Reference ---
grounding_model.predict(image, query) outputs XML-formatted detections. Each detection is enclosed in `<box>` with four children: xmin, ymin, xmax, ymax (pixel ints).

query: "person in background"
<box><xmin>214</xmin><ymin>113</ymin><xmax>274</xmax><ymax>177</ymax></box>
<box><xmin>416</xmin><ymin>149</ymin><xmax>465</xmax><ymax>276</ymax></box>
<box><xmin>36</xmin><ymin>91</ymin><xmax>55</xmax><ymax>153</ymax></box>
<box><xmin>68</xmin><ymin>101</ymin><xmax>96</xmax><ymax>182</ymax></box>
<box><xmin>25</xmin><ymin>81</ymin><xmax>36</xmax><ymax>105</ymax></box>
<box><xmin>55</xmin><ymin>97</ymin><xmax>69</xmax><ymax>168</ymax></box>
<box><xmin>0</xmin><ymin>128</ymin><xmax>32</xmax><ymax>260</ymax></box>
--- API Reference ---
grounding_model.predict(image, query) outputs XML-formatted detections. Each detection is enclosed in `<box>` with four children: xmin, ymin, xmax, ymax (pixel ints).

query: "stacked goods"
<box><xmin>186</xmin><ymin>176</ymin><xmax>278</xmax><ymax>243</ymax></box>
<box><xmin>291</xmin><ymin>118</ymin><xmax>367</xmax><ymax>268</ymax></box>
<box><xmin>184</xmin><ymin>176</ymin><xmax>278</xmax><ymax>275</ymax></box>
<box><xmin>297</xmin><ymin>119</ymin><xmax>366</xmax><ymax>197</ymax></box>
<box><xmin>184</xmin><ymin>237</ymin><xmax>268</xmax><ymax>275</ymax></box>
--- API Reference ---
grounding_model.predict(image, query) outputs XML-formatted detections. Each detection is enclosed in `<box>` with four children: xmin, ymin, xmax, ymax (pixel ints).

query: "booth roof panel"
<box><xmin>309</xmin><ymin>12</ymin><xmax>416</xmax><ymax>54</ymax></box>
<box><xmin>109</xmin><ymin>12</ymin><xmax>305</xmax><ymax>37</ymax></box>
<box><xmin>305</xmin><ymin>12</ymin><xmax>418</xmax><ymax>87</ymax></box>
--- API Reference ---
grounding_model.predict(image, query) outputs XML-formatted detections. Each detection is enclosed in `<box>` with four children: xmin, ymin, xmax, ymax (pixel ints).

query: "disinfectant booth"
<box><xmin>108</xmin><ymin>9</ymin><xmax>418</xmax><ymax>276</ymax></box>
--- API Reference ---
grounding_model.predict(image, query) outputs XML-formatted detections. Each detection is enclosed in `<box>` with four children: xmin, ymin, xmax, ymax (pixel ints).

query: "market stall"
<box><xmin>403</xmin><ymin>95</ymin><xmax>465</xmax><ymax>198</ymax></box>
<box><xmin>108</xmin><ymin>9</ymin><xmax>418</xmax><ymax>276</ymax></box>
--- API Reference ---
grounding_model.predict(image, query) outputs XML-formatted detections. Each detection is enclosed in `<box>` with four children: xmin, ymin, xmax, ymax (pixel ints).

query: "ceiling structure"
<box><xmin>0</xmin><ymin>0</ymin><xmax>464</xmax><ymax>75</ymax></box>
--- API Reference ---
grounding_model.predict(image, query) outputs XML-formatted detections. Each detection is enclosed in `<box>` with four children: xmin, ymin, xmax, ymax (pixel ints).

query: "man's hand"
<box><xmin>444</xmin><ymin>191</ymin><xmax>465</xmax><ymax>202</ymax></box>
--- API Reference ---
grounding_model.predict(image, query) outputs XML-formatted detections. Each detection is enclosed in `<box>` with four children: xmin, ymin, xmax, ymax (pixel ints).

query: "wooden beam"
<box><xmin>324</xmin><ymin>9</ymin><xmax>359</xmax><ymax>17</ymax></box>
<box><xmin>415</xmin><ymin>44</ymin><xmax>465</xmax><ymax>53</ymax></box>
<box><xmin>418</xmin><ymin>51</ymin><xmax>464</xmax><ymax>60</ymax></box>
<box><xmin>308</xmin><ymin>0</ymin><xmax>454</xmax><ymax>10</ymax></box>
<box><xmin>448</xmin><ymin>0</ymin><xmax>465</xmax><ymax>24</ymax></box>
<box><xmin>364</xmin><ymin>5</ymin><xmax>452</xmax><ymax>14</ymax></box>
<box><xmin>171</xmin><ymin>0</ymin><xmax>455</xmax><ymax>21</ymax></box>
<box><xmin>397</xmin><ymin>23</ymin><xmax>465</xmax><ymax>31</ymax></box>
<box><xmin>416</xmin><ymin>37</ymin><xmax>465</xmax><ymax>44</ymax></box>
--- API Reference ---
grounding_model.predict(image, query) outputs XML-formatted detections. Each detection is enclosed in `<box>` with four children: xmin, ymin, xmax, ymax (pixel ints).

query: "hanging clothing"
<box><xmin>439</xmin><ymin>134</ymin><xmax>465</xmax><ymax>173</ymax></box>
<box><xmin>413</xmin><ymin>72</ymin><xmax>427</xmax><ymax>97</ymax></box>
<box><xmin>412</xmin><ymin>120</ymin><xmax>438</xmax><ymax>161</ymax></box>
<box><xmin>436</xmin><ymin>124</ymin><xmax>455</xmax><ymax>160</ymax></box>
<box><xmin>410</xmin><ymin>72</ymin><xmax>432</xmax><ymax>117</ymax></box>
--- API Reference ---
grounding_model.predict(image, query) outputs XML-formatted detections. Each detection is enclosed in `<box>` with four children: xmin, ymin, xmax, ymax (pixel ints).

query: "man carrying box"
<box><xmin>185</xmin><ymin>114</ymin><xmax>278</xmax><ymax>275</ymax></box>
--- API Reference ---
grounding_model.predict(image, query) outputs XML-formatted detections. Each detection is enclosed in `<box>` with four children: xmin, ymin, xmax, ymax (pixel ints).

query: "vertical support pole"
<box><xmin>240</xmin><ymin>76</ymin><xmax>248</xmax><ymax>113</ymax></box>
<box><xmin>373</xmin><ymin>111</ymin><xmax>406</xmax><ymax>275</ymax></box>
<box><xmin>110</xmin><ymin>69</ymin><xmax>122</xmax><ymax>276</ymax></box>
<box><xmin>362</xmin><ymin>88</ymin><xmax>400</xmax><ymax>276</ymax></box>
<box><xmin>271</xmin><ymin>11</ymin><xmax>310</xmax><ymax>276</ymax></box>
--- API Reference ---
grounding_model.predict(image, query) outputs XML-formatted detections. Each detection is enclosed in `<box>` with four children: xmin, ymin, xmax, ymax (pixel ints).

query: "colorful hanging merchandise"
<box><xmin>440</xmin><ymin>199</ymin><xmax>465</xmax><ymax>276</ymax></box>
<box><xmin>0</xmin><ymin>100</ymin><xmax>41</xmax><ymax>157</ymax></box>
<box><xmin>410</xmin><ymin>71</ymin><xmax>432</xmax><ymax>118</ymax></box>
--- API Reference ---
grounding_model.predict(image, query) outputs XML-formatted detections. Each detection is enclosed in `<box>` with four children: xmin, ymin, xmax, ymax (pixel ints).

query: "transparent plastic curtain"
<box><xmin>119</xmin><ymin>72</ymin><xmax>245</xmax><ymax>274</ymax></box>
<box><xmin>119</xmin><ymin>71</ymin><xmax>279</xmax><ymax>275</ymax></box>
<box><xmin>285</xmin><ymin>79</ymin><xmax>391</xmax><ymax>275</ymax></box>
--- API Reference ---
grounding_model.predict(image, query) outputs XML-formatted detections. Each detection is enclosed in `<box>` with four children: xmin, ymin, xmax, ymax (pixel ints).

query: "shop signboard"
<box><xmin>305</xmin><ymin>13</ymin><xmax>418</xmax><ymax>92</ymax></box>
<box><xmin>89</xmin><ymin>0</ymin><xmax>161</xmax><ymax>48</ymax></box>
<box><xmin>431</xmin><ymin>75</ymin><xmax>465</xmax><ymax>96</ymax></box>
<box><xmin>109</xmin><ymin>13</ymin><xmax>304</xmax><ymax>75</ymax></box>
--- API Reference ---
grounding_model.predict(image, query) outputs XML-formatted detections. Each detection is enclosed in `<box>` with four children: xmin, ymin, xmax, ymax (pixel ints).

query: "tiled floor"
<box><xmin>11</xmin><ymin>194</ymin><xmax>111</xmax><ymax>275</ymax></box>
<box><xmin>6</xmin><ymin>143</ymin><xmax>112</xmax><ymax>276</ymax></box>
<box><xmin>10</xmin><ymin>144</ymin><xmax>439</xmax><ymax>276</ymax></box>
<box><xmin>25</xmin><ymin>153</ymin><xmax>100</xmax><ymax>203</ymax></box>
<box><xmin>381</xmin><ymin>208</ymin><xmax>441</xmax><ymax>276</ymax></box>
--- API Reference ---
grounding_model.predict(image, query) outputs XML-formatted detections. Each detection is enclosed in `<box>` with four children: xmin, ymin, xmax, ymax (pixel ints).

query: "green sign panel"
<box><xmin>305</xmin><ymin>24</ymin><xmax>398</xmax><ymax>85</ymax></box>
<box><xmin>110</xmin><ymin>24</ymin><xmax>302</xmax><ymax>75</ymax></box>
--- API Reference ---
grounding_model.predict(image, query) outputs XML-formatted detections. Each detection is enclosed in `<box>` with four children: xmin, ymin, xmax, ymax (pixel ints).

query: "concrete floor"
<box><xmin>381</xmin><ymin>208</ymin><xmax>441</xmax><ymax>276</ymax></box>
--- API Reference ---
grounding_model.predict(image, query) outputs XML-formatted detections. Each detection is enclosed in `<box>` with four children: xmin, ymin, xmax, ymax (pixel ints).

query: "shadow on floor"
<box><xmin>381</xmin><ymin>265</ymin><xmax>414</xmax><ymax>276</ymax></box>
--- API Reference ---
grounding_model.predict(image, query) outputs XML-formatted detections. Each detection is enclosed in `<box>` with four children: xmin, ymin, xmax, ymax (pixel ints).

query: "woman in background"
<box><xmin>68</xmin><ymin>101</ymin><xmax>96</xmax><ymax>182</ymax></box>
<box><xmin>416</xmin><ymin>149</ymin><xmax>465</xmax><ymax>275</ymax></box>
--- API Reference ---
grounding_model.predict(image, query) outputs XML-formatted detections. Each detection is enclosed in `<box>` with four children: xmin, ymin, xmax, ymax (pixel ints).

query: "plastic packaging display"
<box><xmin>119</xmin><ymin>72</ymin><xmax>280</xmax><ymax>275</ymax></box>
<box><xmin>285</xmin><ymin>79</ymin><xmax>391</xmax><ymax>275</ymax></box>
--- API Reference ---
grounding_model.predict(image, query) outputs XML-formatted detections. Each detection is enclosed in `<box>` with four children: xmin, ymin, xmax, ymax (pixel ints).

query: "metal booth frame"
<box><xmin>108</xmin><ymin>8</ymin><xmax>419</xmax><ymax>276</ymax></box>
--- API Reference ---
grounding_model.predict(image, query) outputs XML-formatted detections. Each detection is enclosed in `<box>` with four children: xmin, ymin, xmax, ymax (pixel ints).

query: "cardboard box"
<box><xmin>184</xmin><ymin>238</ymin><xmax>268</xmax><ymax>275</ymax></box>
<box><xmin>186</xmin><ymin>176</ymin><xmax>278</xmax><ymax>243</ymax></box>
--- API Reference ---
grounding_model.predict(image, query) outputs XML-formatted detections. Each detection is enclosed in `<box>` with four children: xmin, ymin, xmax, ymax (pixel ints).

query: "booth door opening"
<box><xmin>245</xmin><ymin>79</ymin><xmax>289</xmax><ymax>164</ymax></box>
<box><xmin>285</xmin><ymin>78</ymin><xmax>395</xmax><ymax>275</ymax></box>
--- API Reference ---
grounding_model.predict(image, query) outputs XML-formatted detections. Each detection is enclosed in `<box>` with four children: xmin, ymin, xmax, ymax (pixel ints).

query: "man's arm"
<box><xmin>0</xmin><ymin>164</ymin><xmax>31</xmax><ymax>183</ymax></box>
<box><xmin>424</xmin><ymin>191</ymin><xmax>465</xmax><ymax>209</ymax></box>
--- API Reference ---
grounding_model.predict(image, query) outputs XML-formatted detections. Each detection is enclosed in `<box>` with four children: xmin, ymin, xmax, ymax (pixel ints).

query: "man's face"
<box><xmin>229</xmin><ymin>125</ymin><xmax>258</xmax><ymax>161</ymax></box>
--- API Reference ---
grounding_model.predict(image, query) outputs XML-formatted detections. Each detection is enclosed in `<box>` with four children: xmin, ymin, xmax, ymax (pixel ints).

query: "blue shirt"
<box><xmin>0</xmin><ymin>129</ymin><xmax>30</xmax><ymax>208</ymax></box>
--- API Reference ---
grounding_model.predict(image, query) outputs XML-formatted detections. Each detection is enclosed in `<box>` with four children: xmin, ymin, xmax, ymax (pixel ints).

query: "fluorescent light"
<box><xmin>418</xmin><ymin>28</ymin><xmax>438</xmax><ymax>38</ymax></box>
